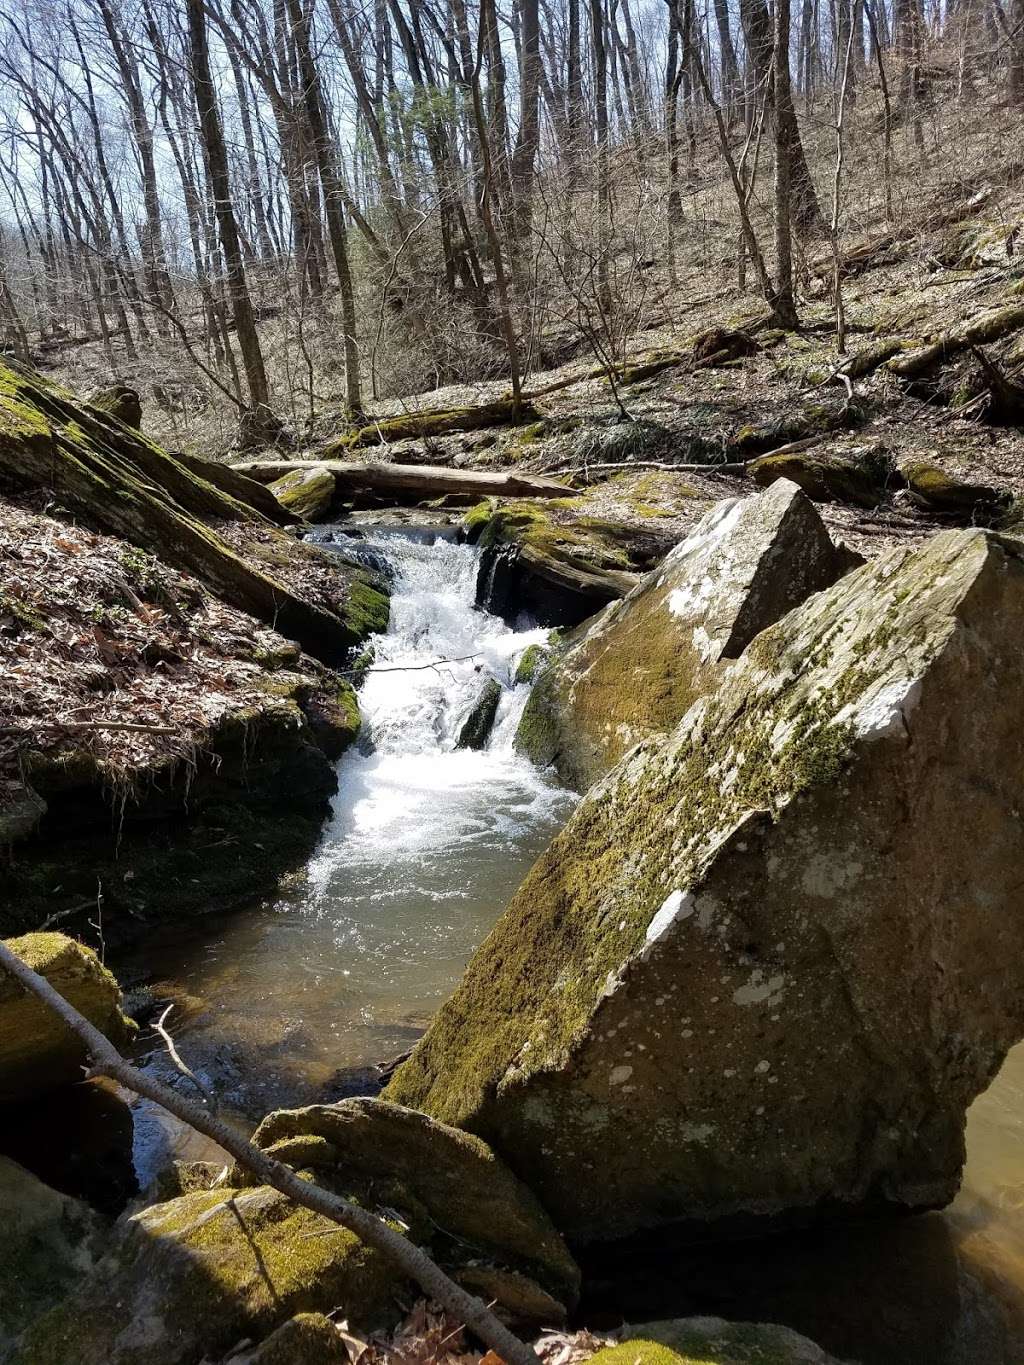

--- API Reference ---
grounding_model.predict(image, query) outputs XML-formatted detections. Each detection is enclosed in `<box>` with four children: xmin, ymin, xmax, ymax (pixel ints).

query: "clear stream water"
<box><xmin>127</xmin><ymin>529</ymin><xmax>1024</xmax><ymax>1364</ymax></box>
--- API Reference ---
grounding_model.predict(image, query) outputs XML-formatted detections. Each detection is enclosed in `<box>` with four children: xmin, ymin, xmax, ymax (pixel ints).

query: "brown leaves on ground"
<box><xmin>329</xmin><ymin>1302</ymin><xmax>612</xmax><ymax>1365</ymax></box>
<box><xmin>0</xmin><ymin>491</ymin><xmax>319</xmax><ymax>798</ymax></box>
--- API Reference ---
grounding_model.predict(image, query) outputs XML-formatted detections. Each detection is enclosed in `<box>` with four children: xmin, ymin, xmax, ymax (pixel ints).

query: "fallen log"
<box><xmin>328</xmin><ymin>398</ymin><xmax>540</xmax><ymax>451</ymax></box>
<box><xmin>235</xmin><ymin>459</ymin><xmax>574</xmax><ymax>503</ymax></box>
<box><xmin>808</xmin><ymin>187</ymin><xmax>997</xmax><ymax>279</ymax></box>
<box><xmin>886</xmin><ymin>302</ymin><xmax>1024</xmax><ymax>379</ymax></box>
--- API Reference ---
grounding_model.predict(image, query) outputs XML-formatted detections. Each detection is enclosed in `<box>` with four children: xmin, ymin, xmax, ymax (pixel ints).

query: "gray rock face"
<box><xmin>389</xmin><ymin>529</ymin><xmax>1024</xmax><ymax>1244</ymax></box>
<box><xmin>516</xmin><ymin>480</ymin><xmax>856</xmax><ymax>790</ymax></box>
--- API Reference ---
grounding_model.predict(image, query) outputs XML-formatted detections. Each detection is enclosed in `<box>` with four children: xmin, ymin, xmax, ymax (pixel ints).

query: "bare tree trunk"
<box><xmin>740</xmin><ymin>0</ymin><xmax>825</xmax><ymax>235</ymax></box>
<box><xmin>771</xmin><ymin>0</ymin><xmax>800</xmax><ymax>326</ymax></box>
<box><xmin>285</xmin><ymin>0</ymin><xmax>364</xmax><ymax>419</ymax></box>
<box><xmin>186</xmin><ymin>0</ymin><xmax>270</xmax><ymax>414</ymax></box>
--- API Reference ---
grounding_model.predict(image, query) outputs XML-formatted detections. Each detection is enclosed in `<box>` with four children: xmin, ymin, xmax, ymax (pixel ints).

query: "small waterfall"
<box><xmin>307</xmin><ymin>530</ymin><xmax>570</xmax><ymax>903</ymax></box>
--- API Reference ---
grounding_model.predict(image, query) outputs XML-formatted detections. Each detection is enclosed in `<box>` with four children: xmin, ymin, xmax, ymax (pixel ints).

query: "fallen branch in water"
<box><xmin>358</xmin><ymin>654</ymin><xmax>483</xmax><ymax>674</ymax></box>
<box><xmin>0</xmin><ymin>938</ymin><xmax>543</xmax><ymax>1365</ymax></box>
<box><xmin>153</xmin><ymin>1004</ymin><xmax>217</xmax><ymax>1110</ymax></box>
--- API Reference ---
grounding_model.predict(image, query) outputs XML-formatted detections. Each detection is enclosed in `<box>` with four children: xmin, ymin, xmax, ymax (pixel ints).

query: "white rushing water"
<box><xmin>307</xmin><ymin>530</ymin><xmax>570</xmax><ymax>905</ymax></box>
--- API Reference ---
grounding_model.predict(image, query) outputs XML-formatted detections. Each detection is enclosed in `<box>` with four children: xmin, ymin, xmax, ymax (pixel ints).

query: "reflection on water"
<box><xmin>119</xmin><ymin>529</ymin><xmax>1024</xmax><ymax>1362</ymax></box>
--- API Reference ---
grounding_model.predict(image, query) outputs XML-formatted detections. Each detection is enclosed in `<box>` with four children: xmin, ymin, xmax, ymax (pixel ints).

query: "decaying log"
<box><xmin>328</xmin><ymin>398</ymin><xmax>541</xmax><ymax>450</ymax></box>
<box><xmin>236</xmin><ymin>459</ymin><xmax>574</xmax><ymax>503</ymax></box>
<box><xmin>967</xmin><ymin>346</ymin><xmax>1024</xmax><ymax>422</ymax></box>
<box><xmin>0</xmin><ymin>938</ymin><xmax>542</xmax><ymax>1365</ymax></box>
<box><xmin>886</xmin><ymin>303</ymin><xmax>1024</xmax><ymax>379</ymax></box>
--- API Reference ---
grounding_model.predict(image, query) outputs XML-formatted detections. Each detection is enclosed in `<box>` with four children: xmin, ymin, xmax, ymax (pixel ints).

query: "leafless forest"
<box><xmin>0</xmin><ymin>0</ymin><xmax>1021</xmax><ymax>447</ymax></box>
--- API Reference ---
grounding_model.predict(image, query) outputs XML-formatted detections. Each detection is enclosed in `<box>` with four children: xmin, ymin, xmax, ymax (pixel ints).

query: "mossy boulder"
<box><xmin>0</xmin><ymin>934</ymin><xmax>134</xmax><ymax>1104</ymax></box>
<box><xmin>516</xmin><ymin>482</ymin><xmax>856</xmax><ymax>789</ymax></box>
<box><xmin>16</xmin><ymin>1184</ymin><xmax>397</xmax><ymax>1365</ymax></box>
<box><xmin>270</xmin><ymin>466</ymin><xmax>336</xmax><ymax>521</ymax></box>
<box><xmin>749</xmin><ymin>447</ymin><xmax>894</xmax><ymax>508</ymax></box>
<box><xmin>87</xmin><ymin>384</ymin><xmax>142</xmax><ymax>430</ymax></box>
<box><xmin>0</xmin><ymin>1156</ymin><xmax>104</xmax><ymax>1348</ymax></box>
<box><xmin>456</xmin><ymin>679</ymin><xmax>503</xmax><ymax>750</ymax></box>
<box><xmin>590</xmin><ymin>1318</ymin><xmax>844</xmax><ymax>1365</ymax></box>
<box><xmin>221</xmin><ymin>1313</ymin><xmax>349</xmax><ymax>1363</ymax></box>
<box><xmin>470</xmin><ymin>501</ymin><xmax>677</xmax><ymax>628</ymax></box>
<box><xmin>900</xmin><ymin>460</ymin><xmax>1012</xmax><ymax>523</ymax></box>
<box><xmin>389</xmin><ymin>529</ymin><xmax>1024</xmax><ymax>1244</ymax></box>
<box><xmin>514</xmin><ymin>642</ymin><xmax>548</xmax><ymax>684</ymax></box>
<box><xmin>19</xmin><ymin>1099</ymin><xmax>578</xmax><ymax>1363</ymax></box>
<box><xmin>240</xmin><ymin>1099</ymin><xmax>579</xmax><ymax>1312</ymax></box>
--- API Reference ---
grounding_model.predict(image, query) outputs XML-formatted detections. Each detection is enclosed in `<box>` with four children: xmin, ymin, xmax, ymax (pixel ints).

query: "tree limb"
<box><xmin>0</xmin><ymin>938</ymin><xmax>542</xmax><ymax>1365</ymax></box>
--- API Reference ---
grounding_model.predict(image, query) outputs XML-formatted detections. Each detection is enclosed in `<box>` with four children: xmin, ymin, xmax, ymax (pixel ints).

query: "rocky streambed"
<box><xmin>6</xmin><ymin>360</ymin><xmax>1024</xmax><ymax>1364</ymax></box>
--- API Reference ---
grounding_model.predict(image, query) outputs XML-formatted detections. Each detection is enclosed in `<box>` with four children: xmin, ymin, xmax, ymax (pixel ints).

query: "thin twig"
<box><xmin>0</xmin><ymin>939</ymin><xmax>543</xmax><ymax>1365</ymax></box>
<box><xmin>153</xmin><ymin>1004</ymin><xmax>217</xmax><ymax>1109</ymax></box>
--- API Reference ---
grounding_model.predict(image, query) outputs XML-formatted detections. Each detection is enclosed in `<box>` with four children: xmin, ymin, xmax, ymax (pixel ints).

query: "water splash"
<box><xmin>307</xmin><ymin>532</ymin><xmax>569</xmax><ymax>902</ymax></box>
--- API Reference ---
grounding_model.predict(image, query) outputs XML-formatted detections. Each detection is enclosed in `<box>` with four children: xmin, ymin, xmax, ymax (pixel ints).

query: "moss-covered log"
<box><xmin>326</xmin><ymin>398</ymin><xmax>540</xmax><ymax>450</ymax></box>
<box><xmin>175</xmin><ymin>449</ymin><xmax>299</xmax><ymax>525</ymax></box>
<box><xmin>237</xmin><ymin>458</ymin><xmax>573</xmax><ymax>504</ymax></box>
<box><xmin>886</xmin><ymin>303</ymin><xmax>1024</xmax><ymax>379</ymax></box>
<box><xmin>0</xmin><ymin>361</ymin><xmax>371</xmax><ymax>665</ymax></box>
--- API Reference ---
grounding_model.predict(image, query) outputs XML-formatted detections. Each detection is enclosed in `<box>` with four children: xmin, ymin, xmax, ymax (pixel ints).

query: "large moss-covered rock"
<box><xmin>590</xmin><ymin>1318</ymin><xmax>844</xmax><ymax>1365</ymax></box>
<box><xmin>0</xmin><ymin>1156</ymin><xmax>103</xmax><ymax>1347</ymax></box>
<box><xmin>19</xmin><ymin>1099</ymin><xmax>578</xmax><ymax>1364</ymax></box>
<box><xmin>749</xmin><ymin>448</ymin><xmax>892</xmax><ymax>508</ymax></box>
<box><xmin>516</xmin><ymin>482</ymin><xmax>854</xmax><ymax>789</ymax></box>
<box><xmin>241</xmin><ymin>1098</ymin><xmax>579</xmax><ymax>1311</ymax></box>
<box><xmin>470</xmin><ymin>501</ymin><xmax>678</xmax><ymax>628</ymax></box>
<box><xmin>16</xmin><ymin>1184</ymin><xmax>396</xmax><ymax>1365</ymax></box>
<box><xmin>389</xmin><ymin>529</ymin><xmax>1024</xmax><ymax>1244</ymax></box>
<box><xmin>0</xmin><ymin>934</ymin><xmax>133</xmax><ymax>1104</ymax></box>
<box><xmin>270</xmin><ymin>466</ymin><xmax>336</xmax><ymax>521</ymax></box>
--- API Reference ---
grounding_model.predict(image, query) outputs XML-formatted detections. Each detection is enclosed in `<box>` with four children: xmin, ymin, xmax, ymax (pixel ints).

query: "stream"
<box><xmin>125</xmin><ymin>527</ymin><xmax>1024</xmax><ymax>1365</ymax></box>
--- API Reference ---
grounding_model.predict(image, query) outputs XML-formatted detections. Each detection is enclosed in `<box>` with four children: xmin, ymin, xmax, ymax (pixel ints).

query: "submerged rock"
<box><xmin>0</xmin><ymin>1155</ymin><xmax>104</xmax><ymax>1348</ymax></box>
<box><xmin>591</xmin><ymin>1318</ymin><xmax>845</xmax><ymax>1365</ymax></box>
<box><xmin>19</xmin><ymin>1098</ymin><xmax>578</xmax><ymax>1363</ymax></box>
<box><xmin>456</xmin><ymin>678</ymin><xmax>503</xmax><ymax>750</ymax></box>
<box><xmin>0</xmin><ymin>934</ymin><xmax>134</xmax><ymax>1105</ymax></box>
<box><xmin>516</xmin><ymin>481</ymin><xmax>855</xmax><ymax>789</ymax></box>
<box><xmin>388</xmin><ymin>529</ymin><xmax>1024</xmax><ymax>1244</ymax></box>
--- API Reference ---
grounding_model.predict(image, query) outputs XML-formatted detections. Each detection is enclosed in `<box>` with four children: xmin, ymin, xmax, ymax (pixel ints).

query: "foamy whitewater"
<box><xmin>308</xmin><ymin>530</ymin><xmax>571</xmax><ymax>906</ymax></box>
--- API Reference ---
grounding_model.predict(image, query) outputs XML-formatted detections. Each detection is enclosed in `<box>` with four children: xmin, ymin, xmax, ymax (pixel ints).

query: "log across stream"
<box><xmin>117</xmin><ymin>527</ymin><xmax>1024</xmax><ymax>1365</ymax></box>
